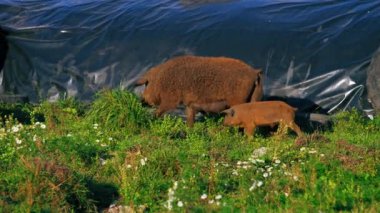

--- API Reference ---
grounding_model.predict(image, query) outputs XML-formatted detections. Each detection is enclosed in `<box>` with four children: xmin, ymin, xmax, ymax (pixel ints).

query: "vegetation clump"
<box><xmin>85</xmin><ymin>89</ymin><xmax>152</xmax><ymax>133</ymax></box>
<box><xmin>0</xmin><ymin>89</ymin><xmax>379</xmax><ymax>212</ymax></box>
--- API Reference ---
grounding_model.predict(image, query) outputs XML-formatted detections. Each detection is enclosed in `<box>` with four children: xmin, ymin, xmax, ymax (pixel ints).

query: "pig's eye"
<box><xmin>231</xmin><ymin>109</ymin><xmax>235</xmax><ymax>116</ymax></box>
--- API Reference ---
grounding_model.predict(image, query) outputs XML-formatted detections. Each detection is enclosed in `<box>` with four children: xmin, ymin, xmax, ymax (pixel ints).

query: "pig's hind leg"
<box><xmin>287</xmin><ymin>121</ymin><xmax>303</xmax><ymax>137</ymax></box>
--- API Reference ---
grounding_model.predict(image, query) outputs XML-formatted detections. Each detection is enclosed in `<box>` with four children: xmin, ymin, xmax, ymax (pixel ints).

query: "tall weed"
<box><xmin>86</xmin><ymin>89</ymin><xmax>151</xmax><ymax>133</ymax></box>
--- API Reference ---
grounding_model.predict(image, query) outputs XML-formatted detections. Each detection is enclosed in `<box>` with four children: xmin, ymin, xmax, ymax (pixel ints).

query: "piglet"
<box><xmin>222</xmin><ymin>101</ymin><xmax>303</xmax><ymax>137</ymax></box>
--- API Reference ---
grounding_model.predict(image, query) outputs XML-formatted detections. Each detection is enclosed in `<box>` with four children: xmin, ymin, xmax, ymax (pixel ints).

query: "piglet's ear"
<box><xmin>222</xmin><ymin>108</ymin><xmax>235</xmax><ymax>116</ymax></box>
<box><xmin>221</xmin><ymin>109</ymin><xmax>231</xmax><ymax>115</ymax></box>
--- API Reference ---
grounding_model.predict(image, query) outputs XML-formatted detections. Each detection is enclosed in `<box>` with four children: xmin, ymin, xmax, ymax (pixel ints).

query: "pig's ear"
<box><xmin>135</xmin><ymin>77</ymin><xmax>148</xmax><ymax>86</ymax></box>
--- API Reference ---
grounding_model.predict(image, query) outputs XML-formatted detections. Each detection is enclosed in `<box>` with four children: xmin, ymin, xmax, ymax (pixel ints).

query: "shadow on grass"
<box><xmin>0</xmin><ymin>103</ymin><xmax>44</xmax><ymax>124</ymax></box>
<box><xmin>86</xmin><ymin>179</ymin><xmax>119</xmax><ymax>211</ymax></box>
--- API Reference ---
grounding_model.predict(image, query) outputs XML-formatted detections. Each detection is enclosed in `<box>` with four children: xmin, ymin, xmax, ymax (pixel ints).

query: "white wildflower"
<box><xmin>67</xmin><ymin>133</ymin><xmax>73</xmax><ymax>137</ymax></box>
<box><xmin>12</xmin><ymin>126</ymin><xmax>20</xmax><ymax>133</ymax></box>
<box><xmin>165</xmin><ymin>200</ymin><xmax>172</xmax><ymax>210</ymax></box>
<box><xmin>126</xmin><ymin>164</ymin><xmax>132</xmax><ymax>169</ymax></box>
<box><xmin>300</xmin><ymin>147</ymin><xmax>306</xmax><ymax>152</ymax></box>
<box><xmin>93</xmin><ymin>123</ymin><xmax>98</xmax><ymax>129</ymax></box>
<box><xmin>320</xmin><ymin>154</ymin><xmax>325</xmax><ymax>157</ymax></box>
<box><xmin>96</xmin><ymin>139</ymin><xmax>100</xmax><ymax>143</ymax></box>
<box><xmin>237</xmin><ymin>161</ymin><xmax>242</xmax><ymax>165</ymax></box>
<box><xmin>15</xmin><ymin>138</ymin><xmax>22</xmax><ymax>145</ymax></box>
<box><xmin>293</xmin><ymin>176</ymin><xmax>299</xmax><ymax>181</ymax></box>
<box><xmin>249</xmin><ymin>183</ymin><xmax>256</xmax><ymax>191</ymax></box>
<box><xmin>267</xmin><ymin>167</ymin><xmax>273</xmax><ymax>172</ymax></box>
<box><xmin>173</xmin><ymin>181</ymin><xmax>178</xmax><ymax>190</ymax></box>
<box><xmin>252</xmin><ymin>147</ymin><xmax>267</xmax><ymax>158</ymax></box>
<box><xmin>256</xmin><ymin>159</ymin><xmax>265</xmax><ymax>163</ymax></box>
<box><xmin>215</xmin><ymin>195</ymin><xmax>222</xmax><ymax>200</ymax></box>
<box><xmin>285</xmin><ymin>192</ymin><xmax>289</xmax><ymax>197</ymax></box>
<box><xmin>165</xmin><ymin>187</ymin><xmax>176</xmax><ymax>210</ymax></box>
<box><xmin>263</xmin><ymin>172</ymin><xmax>269</xmax><ymax>178</ymax></box>
<box><xmin>232</xmin><ymin>170</ymin><xmax>239</xmax><ymax>176</ymax></box>
<box><xmin>308</xmin><ymin>149</ymin><xmax>317</xmax><ymax>154</ymax></box>
<box><xmin>108</xmin><ymin>137</ymin><xmax>113</xmax><ymax>141</ymax></box>
<box><xmin>275</xmin><ymin>159</ymin><xmax>281</xmax><ymax>164</ymax></box>
<box><xmin>177</xmin><ymin>201</ymin><xmax>183</xmax><ymax>207</ymax></box>
<box><xmin>208</xmin><ymin>199</ymin><xmax>214</xmax><ymax>204</ymax></box>
<box><xmin>216</xmin><ymin>201</ymin><xmax>220</xmax><ymax>206</ymax></box>
<box><xmin>140</xmin><ymin>158</ymin><xmax>147</xmax><ymax>166</ymax></box>
<box><xmin>40</xmin><ymin>123</ymin><xmax>46</xmax><ymax>129</ymax></box>
<box><xmin>100</xmin><ymin>158</ymin><xmax>107</xmax><ymax>165</ymax></box>
<box><xmin>201</xmin><ymin>194</ymin><xmax>207</xmax><ymax>200</ymax></box>
<box><xmin>33</xmin><ymin>135</ymin><xmax>37</xmax><ymax>142</ymax></box>
<box><xmin>250</xmin><ymin>180</ymin><xmax>263</xmax><ymax>191</ymax></box>
<box><xmin>101</xmin><ymin>143</ymin><xmax>107</xmax><ymax>147</ymax></box>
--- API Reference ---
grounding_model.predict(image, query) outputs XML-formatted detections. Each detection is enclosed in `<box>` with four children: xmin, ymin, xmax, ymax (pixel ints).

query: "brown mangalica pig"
<box><xmin>222</xmin><ymin>101</ymin><xmax>303</xmax><ymax>137</ymax></box>
<box><xmin>135</xmin><ymin>55</ymin><xmax>263</xmax><ymax>126</ymax></box>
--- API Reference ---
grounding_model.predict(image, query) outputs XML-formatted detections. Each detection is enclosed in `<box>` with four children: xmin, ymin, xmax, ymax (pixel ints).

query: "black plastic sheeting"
<box><xmin>1</xmin><ymin>0</ymin><xmax>380</xmax><ymax>115</ymax></box>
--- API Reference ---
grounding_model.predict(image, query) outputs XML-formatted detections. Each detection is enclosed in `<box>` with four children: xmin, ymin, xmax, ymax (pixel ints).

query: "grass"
<box><xmin>0</xmin><ymin>89</ymin><xmax>379</xmax><ymax>212</ymax></box>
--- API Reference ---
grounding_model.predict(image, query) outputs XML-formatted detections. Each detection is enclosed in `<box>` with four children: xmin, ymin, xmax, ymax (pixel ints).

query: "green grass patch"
<box><xmin>0</xmin><ymin>89</ymin><xmax>379</xmax><ymax>212</ymax></box>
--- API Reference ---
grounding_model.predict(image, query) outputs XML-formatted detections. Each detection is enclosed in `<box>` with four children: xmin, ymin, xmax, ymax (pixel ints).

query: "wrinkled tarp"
<box><xmin>1</xmin><ymin>0</ymin><xmax>380</xmax><ymax>114</ymax></box>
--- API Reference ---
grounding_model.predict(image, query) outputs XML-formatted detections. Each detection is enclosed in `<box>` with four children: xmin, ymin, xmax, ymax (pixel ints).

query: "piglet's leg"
<box><xmin>288</xmin><ymin>121</ymin><xmax>303</xmax><ymax>137</ymax></box>
<box><xmin>185</xmin><ymin>106</ymin><xmax>196</xmax><ymax>127</ymax></box>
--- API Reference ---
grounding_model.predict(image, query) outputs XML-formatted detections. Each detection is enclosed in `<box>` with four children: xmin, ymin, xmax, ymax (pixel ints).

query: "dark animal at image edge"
<box><xmin>135</xmin><ymin>56</ymin><xmax>263</xmax><ymax>126</ymax></box>
<box><xmin>222</xmin><ymin>101</ymin><xmax>303</xmax><ymax>137</ymax></box>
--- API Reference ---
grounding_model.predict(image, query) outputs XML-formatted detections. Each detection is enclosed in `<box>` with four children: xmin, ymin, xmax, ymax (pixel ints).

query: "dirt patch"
<box><xmin>337</xmin><ymin>140</ymin><xmax>368</xmax><ymax>155</ymax></box>
<box><xmin>335</xmin><ymin>154</ymin><xmax>363</xmax><ymax>171</ymax></box>
<box><xmin>22</xmin><ymin>157</ymin><xmax>71</xmax><ymax>182</ymax></box>
<box><xmin>294</xmin><ymin>133</ymin><xmax>331</xmax><ymax>147</ymax></box>
<box><xmin>124</xmin><ymin>145</ymin><xmax>142</xmax><ymax>168</ymax></box>
<box><xmin>334</xmin><ymin>140</ymin><xmax>378</xmax><ymax>172</ymax></box>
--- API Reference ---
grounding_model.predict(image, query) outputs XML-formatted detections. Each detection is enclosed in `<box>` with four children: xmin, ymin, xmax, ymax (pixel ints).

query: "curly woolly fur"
<box><xmin>136</xmin><ymin>55</ymin><xmax>263</xmax><ymax>126</ymax></box>
<box><xmin>223</xmin><ymin>101</ymin><xmax>303</xmax><ymax>137</ymax></box>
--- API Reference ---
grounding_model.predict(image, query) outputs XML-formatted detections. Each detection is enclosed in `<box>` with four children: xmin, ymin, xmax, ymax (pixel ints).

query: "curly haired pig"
<box><xmin>222</xmin><ymin>101</ymin><xmax>303</xmax><ymax>137</ymax></box>
<box><xmin>135</xmin><ymin>55</ymin><xmax>263</xmax><ymax>126</ymax></box>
